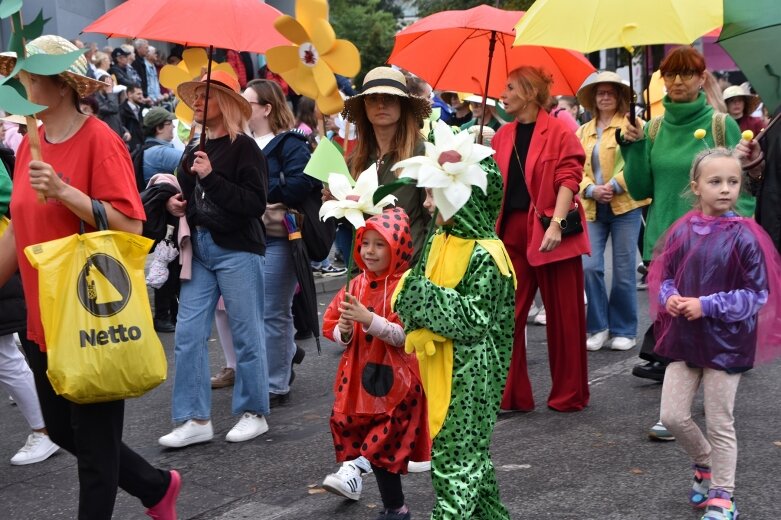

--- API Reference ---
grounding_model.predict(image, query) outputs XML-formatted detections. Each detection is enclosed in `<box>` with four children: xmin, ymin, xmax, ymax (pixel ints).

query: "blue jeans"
<box><xmin>172</xmin><ymin>229</ymin><xmax>269</xmax><ymax>421</ymax></box>
<box><xmin>335</xmin><ymin>222</ymin><xmax>353</xmax><ymax>263</ymax></box>
<box><xmin>264</xmin><ymin>238</ymin><xmax>298</xmax><ymax>395</ymax></box>
<box><xmin>582</xmin><ymin>205</ymin><xmax>642</xmax><ymax>337</ymax></box>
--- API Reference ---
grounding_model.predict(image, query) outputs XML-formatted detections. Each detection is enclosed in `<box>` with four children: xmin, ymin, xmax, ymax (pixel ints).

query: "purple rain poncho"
<box><xmin>648</xmin><ymin>211</ymin><xmax>781</xmax><ymax>372</ymax></box>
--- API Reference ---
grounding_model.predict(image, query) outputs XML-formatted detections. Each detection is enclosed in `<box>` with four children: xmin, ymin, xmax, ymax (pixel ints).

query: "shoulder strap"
<box><xmin>711</xmin><ymin>112</ymin><xmax>727</xmax><ymax>148</ymax></box>
<box><xmin>648</xmin><ymin>116</ymin><xmax>664</xmax><ymax>144</ymax></box>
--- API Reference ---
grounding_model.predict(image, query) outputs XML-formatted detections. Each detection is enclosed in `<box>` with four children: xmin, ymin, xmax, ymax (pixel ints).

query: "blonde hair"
<box><xmin>245</xmin><ymin>79</ymin><xmax>295</xmax><ymax>134</ymax></box>
<box><xmin>703</xmin><ymin>71</ymin><xmax>727</xmax><ymax>113</ymax></box>
<box><xmin>346</xmin><ymin>97</ymin><xmax>420</xmax><ymax>179</ymax></box>
<box><xmin>688</xmin><ymin>147</ymin><xmax>742</xmax><ymax>209</ymax></box>
<box><xmin>210</xmin><ymin>88</ymin><xmax>249</xmax><ymax>142</ymax></box>
<box><xmin>507</xmin><ymin>66</ymin><xmax>554</xmax><ymax>109</ymax></box>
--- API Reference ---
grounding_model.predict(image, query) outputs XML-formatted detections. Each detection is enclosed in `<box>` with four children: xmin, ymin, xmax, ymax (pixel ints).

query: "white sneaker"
<box><xmin>527</xmin><ymin>304</ymin><xmax>539</xmax><ymax>318</ymax></box>
<box><xmin>533</xmin><ymin>308</ymin><xmax>547</xmax><ymax>325</ymax></box>
<box><xmin>158</xmin><ymin>420</ymin><xmax>213</xmax><ymax>448</ymax></box>
<box><xmin>610</xmin><ymin>336</ymin><xmax>637</xmax><ymax>351</ymax></box>
<box><xmin>407</xmin><ymin>460</ymin><xmax>431</xmax><ymax>473</ymax></box>
<box><xmin>586</xmin><ymin>330</ymin><xmax>609</xmax><ymax>351</ymax></box>
<box><xmin>322</xmin><ymin>461</ymin><xmax>363</xmax><ymax>500</ymax></box>
<box><xmin>10</xmin><ymin>432</ymin><xmax>59</xmax><ymax>465</ymax></box>
<box><xmin>225</xmin><ymin>413</ymin><xmax>268</xmax><ymax>442</ymax></box>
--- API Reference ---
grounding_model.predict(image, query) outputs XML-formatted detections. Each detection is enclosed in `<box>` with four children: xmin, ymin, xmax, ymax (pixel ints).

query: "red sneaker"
<box><xmin>146</xmin><ymin>470</ymin><xmax>181</xmax><ymax>519</ymax></box>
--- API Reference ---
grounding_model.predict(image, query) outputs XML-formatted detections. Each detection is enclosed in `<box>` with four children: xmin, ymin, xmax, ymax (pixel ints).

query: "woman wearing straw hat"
<box><xmin>158</xmin><ymin>70</ymin><xmax>271</xmax><ymax>448</ymax></box>
<box><xmin>459</xmin><ymin>94</ymin><xmax>503</xmax><ymax>132</ymax></box>
<box><xmin>338</xmin><ymin>66</ymin><xmax>432</xmax><ymax>264</ymax></box>
<box><xmin>0</xmin><ymin>35</ymin><xmax>180</xmax><ymax>519</ymax></box>
<box><xmin>723</xmin><ymin>85</ymin><xmax>764</xmax><ymax>136</ymax></box>
<box><xmin>576</xmin><ymin>71</ymin><xmax>650</xmax><ymax>352</ymax></box>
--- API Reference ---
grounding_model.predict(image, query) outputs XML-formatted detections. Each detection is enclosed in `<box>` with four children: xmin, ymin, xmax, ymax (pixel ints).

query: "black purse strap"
<box><xmin>79</xmin><ymin>199</ymin><xmax>109</xmax><ymax>234</ymax></box>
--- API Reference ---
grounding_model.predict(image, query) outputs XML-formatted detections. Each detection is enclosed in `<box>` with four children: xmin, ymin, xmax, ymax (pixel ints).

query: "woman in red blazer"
<box><xmin>493</xmin><ymin>66</ymin><xmax>591</xmax><ymax>412</ymax></box>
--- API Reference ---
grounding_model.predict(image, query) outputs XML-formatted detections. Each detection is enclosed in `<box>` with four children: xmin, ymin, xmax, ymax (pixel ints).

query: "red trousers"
<box><xmin>500</xmin><ymin>211</ymin><xmax>590</xmax><ymax>412</ymax></box>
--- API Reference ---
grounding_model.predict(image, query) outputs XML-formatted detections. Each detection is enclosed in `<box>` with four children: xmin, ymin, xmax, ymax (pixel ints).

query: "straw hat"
<box><xmin>576</xmin><ymin>71</ymin><xmax>631</xmax><ymax>113</ymax></box>
<box><xmin>177</xmin><ymin>70</ymin><xmax>252</xmax><ymax>120</ymax></box>
<box><xmin>0</xmin><ymin>35</ymin><xmax>107</xmax><ymax>99</ymax></box>
<box><xmin>722</xmin><ymin>85</ymin><xmax>760</xmax><ymax>115</ymax></box>
<box><xmin>342</xmin><ymin>67</ymin><xmax>432</xmax><ymax>124</ymax></box>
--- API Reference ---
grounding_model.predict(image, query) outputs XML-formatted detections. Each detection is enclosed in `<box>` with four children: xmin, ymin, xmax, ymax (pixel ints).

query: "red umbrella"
<box><xmin>388</xmin><ymin>5</ymin><xmax>594</xmax><ymax>100</ymax></box>
<box><xmin>82</xmin><ymin>0</ymin><xmax>287</xmax><ymax>52</ymax></box>
<box><xmin>83</xmin><ymin>0</ymin><xmax>288</xmax><ymax>150</ymax></box>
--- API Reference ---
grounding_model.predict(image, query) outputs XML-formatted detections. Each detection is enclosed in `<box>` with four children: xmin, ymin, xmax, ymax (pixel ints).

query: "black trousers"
<box><xmin>153</xmin><ymin>259</ymin><xmax>181</xmax><ymax>321</ymax></box>
<box><xmin>23</xmin><ymin>340</ymin><xmax>169</xmax><ymax>520</ymax></box>
<box><xmin>372</xmin><ymin>464</ymin><xmax>405</xmax><ymax>510</ymax></box>
<box><xmin>638</xmin><ymin>322</ymin><xmax>671</xmax><ymax>364</ymax></box>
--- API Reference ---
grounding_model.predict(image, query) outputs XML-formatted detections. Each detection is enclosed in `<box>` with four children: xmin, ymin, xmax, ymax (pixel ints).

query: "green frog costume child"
<box><xmin>392</xmin><ymin>159</ymin><xmax>516</xmax><ymax>519</ymax></box>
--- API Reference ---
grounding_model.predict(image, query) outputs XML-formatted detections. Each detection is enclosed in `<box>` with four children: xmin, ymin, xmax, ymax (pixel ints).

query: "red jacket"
<box><xmin>493</xmin><ymin>109</ymin><xmax>591</xmax><ymax>266</ymax></box>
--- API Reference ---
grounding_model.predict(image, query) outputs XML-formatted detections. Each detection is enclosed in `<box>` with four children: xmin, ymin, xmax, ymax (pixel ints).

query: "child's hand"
<box><xmin>677</xmin><ymin>297</ymin><xmax>703</xmax><ymax>321</ymax></box>
<box><xmin>339</xmin><ymin>294</ymin><xmax>373</xmax><ymax>327</ymax></box>
<box><xmin>665</xmin><ymin>294</ymin><xmax>683</xmax><ymax>317</ymax></box>
<box><xmin>338</xmin><ymin>315</ymin><xmax>353</xmax><ymax>341</ymax></box>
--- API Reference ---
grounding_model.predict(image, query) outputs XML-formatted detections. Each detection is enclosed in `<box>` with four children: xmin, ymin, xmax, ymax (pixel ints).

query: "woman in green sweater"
<box><xmin>620</xmin><ymin>46</ymin><xmax>756</xmax><ymax>440</ymax></box>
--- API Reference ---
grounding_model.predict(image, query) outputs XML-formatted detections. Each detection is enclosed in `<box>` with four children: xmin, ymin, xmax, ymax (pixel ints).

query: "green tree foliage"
<box><xmin>416</xmin><ymin>0</ymin><xmax>535</xmax><ymax>17</ymax></box>
<box><xmin>330</xmin><ymin>0</ymin><xmax>398</xmax><ymax>85</ymax></box>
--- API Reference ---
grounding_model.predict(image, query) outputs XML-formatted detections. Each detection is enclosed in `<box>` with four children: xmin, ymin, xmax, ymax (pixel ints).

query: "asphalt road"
<box><xmin>2</xmin><ymin>272</ymin><xmax>779</xmax><ymax>519</ymax></box>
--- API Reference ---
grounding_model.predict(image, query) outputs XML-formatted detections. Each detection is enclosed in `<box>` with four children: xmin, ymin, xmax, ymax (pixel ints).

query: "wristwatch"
<box><xmin>551</xmin><ymin>216</ymin><xmax>567</xmax><ymax>230</ymax></box>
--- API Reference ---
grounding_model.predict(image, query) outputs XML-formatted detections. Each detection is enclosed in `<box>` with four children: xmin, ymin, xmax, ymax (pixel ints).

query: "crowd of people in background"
<box><xmin>1</xmin><ymin>33</ymin><xmax>780</xmax><ymax>520</ymax></box>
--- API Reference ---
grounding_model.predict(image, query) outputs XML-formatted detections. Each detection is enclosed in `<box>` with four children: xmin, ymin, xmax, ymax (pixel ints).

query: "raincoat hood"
<box><xmin>354</xmin><ymin>207</ymin><xmax>414</xmax><ymax>280</ymax></box>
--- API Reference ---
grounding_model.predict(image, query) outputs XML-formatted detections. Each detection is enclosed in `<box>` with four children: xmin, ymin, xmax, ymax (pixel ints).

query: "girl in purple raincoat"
<box><xmin>649</xmin><ymin>148</ymin><xmax>781</xmax><ymax>520</ymax></box>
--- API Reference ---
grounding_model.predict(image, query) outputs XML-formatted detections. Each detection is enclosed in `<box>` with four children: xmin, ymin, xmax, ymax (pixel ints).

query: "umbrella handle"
<box><xmin>478</xmin><ymin>31</ymin><xmax>498</xmax><ymax>146</ymax></box>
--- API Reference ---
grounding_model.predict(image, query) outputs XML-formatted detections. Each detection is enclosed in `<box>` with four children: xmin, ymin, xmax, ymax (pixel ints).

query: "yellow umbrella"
<box><xmin>513</xmin><ymin>0</ymin><xmax>722</xmax><ymax>53</ymax></box>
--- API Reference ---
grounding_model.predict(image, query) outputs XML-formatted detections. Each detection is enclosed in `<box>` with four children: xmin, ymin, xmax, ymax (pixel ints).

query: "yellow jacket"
<box><xmin>576</xmin><ymin>113</ymin><xmax>650</xmax><ymax>220</ymax></box>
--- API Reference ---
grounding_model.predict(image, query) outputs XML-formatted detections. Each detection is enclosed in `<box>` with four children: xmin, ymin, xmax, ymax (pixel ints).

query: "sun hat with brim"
<box><xmin>577</xmin><ymin>71</ymin><xmax>631</xmax><ymax>113</ymax></box>
<box><xmin>723</xmin><ymin>85</ymin><xmax>760</xmax><ymax>115</ymax></box>
<box><xmin>177</xmin><ymin>70</ymin><xmax>251</xmax><ymax>120</ymax></box>
<box><xmin>342</xmin><ymin>66</ymin><xmax>432</xmax><ymax>124</ymax></box>
<box><xmin>0</xmin><ymin>35</ymin><xmax>107</xmax><ymax>99</ymax></box>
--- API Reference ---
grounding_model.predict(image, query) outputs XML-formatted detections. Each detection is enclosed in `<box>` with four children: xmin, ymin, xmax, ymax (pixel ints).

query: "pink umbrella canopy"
<box><xmin>388</xmin><ymin>5</ymin><xmax>595</xmax><ymax>99</ymax></box>
<box><xmin>83</xmin><ymin>0</ymin><xmax>288</xmax><ymax>52</ymax></box>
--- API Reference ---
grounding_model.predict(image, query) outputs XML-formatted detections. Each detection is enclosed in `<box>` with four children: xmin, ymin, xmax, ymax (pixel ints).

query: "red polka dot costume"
<box><xmin>322</xmin><ymin>208</ymin><xmax>430</xmax><ymax>474</ymax></box>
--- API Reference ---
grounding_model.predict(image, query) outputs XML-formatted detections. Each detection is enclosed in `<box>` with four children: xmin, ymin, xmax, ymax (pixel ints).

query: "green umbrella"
<box><xmin>718</xmin><ymin>0</ymin><xmax>781</xmax><ymax>113</ymax></box>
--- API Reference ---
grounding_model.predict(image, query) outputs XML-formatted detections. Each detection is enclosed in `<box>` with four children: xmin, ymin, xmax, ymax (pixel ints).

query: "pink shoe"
<box><xmin>146</xmin><ymin>470</ymin><xmax>181</xmax><ymax>519</ymax></box>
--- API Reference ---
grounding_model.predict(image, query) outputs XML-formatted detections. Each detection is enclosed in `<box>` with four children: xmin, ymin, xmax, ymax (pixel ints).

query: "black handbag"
<box><xmin>512</xmin><ymin>142</ymin><xmax>584</xmax><ymax>237</ymax></box>
<box><xmin>193</xmin><ymin>180</ymin><xmax>241</xmax><ymax>234</ymax></box>
<box><xmin>537</xmin><ymin>202</ymin><xmax>584</xmax><ymax>236</ymax></box>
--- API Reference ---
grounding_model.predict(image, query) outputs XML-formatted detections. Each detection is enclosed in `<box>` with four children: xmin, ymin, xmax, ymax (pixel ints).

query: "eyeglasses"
<box><xmin>364</xmin><ymin>93</ymin><xmax>399</xmax><ymax>105</ymax></box>
<box><xmin>662</xmin><ymin>70</ymin><xmax>698</xmax><ymax>82</ymax></box>
<box><xmin>595</xmin><ymin>89</ymin><xmax>617</xmax><ymax>98</ymax></box>
<box><xmin>249</xmin><ymin>101</ymin><xmax>269</xmax><ymax>106</ymax></box>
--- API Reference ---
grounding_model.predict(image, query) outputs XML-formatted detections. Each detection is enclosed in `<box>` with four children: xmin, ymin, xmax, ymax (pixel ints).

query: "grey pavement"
<box><xmin>1</xmin><ymin>268</ymin><xmax>780</xmax><ymax>519</ymax></box>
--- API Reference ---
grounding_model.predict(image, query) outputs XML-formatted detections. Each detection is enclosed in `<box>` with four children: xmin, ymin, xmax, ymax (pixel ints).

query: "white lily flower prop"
<box><xmin>393</xmin><ymin>120</ymin><xmax>494</xmax><ymax>221</ymax></box>
<box><xmin>319</xmin><ymin>165</ymin><xmax>397</xmax><ymax>229</ymax></box>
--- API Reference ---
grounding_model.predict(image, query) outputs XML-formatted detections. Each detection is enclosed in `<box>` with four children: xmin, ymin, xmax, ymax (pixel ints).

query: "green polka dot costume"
<box><xmin>393</xmin><ymin>159</ymin><xmax>515</xmax><ymax>519</ymax></box>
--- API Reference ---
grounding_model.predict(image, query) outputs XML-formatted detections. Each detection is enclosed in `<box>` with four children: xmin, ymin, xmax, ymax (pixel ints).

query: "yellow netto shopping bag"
<box><xmin>24</xmin><ymin>225</ymin><xmax>167</xmax><ymax>404</ymax></box>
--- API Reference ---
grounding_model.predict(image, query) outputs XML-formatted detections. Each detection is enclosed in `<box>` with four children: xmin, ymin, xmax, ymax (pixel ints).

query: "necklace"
<box><xmin>45</xmin><ymin>115</ymin><xmax>81</xmax><ymax>144</ymax></box>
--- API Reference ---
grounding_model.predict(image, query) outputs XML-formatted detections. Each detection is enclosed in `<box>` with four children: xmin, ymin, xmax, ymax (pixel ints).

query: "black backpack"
<box><xmin>131</xmin><ymin>141</ymin><xmax>157</xmax><ymax>192</ymax></box>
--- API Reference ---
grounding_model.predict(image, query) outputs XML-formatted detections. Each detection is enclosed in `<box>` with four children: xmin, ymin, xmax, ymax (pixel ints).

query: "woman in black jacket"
<box><xmin>158</xmin><ymin>70</ymin><xmax>270</xmax><ymax>448</ymax></box>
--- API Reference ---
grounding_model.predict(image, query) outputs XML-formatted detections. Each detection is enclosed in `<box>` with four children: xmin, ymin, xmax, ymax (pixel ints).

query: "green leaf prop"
<box><xmin>304</xmin><ymin>137</ymin><xmax>355</xmax><ymax>186</ymax></box>
<box><xmin>0</xmin><ymin>84</ymin><xmax>46</xmax><ymax>115</ymax></box>
<box><xmin>0</xmin><ymin>0</ymin><xmax>23</xmax><ymax>19</ymax></box>
<box><xmin>7</xmin><ymin>10</ymin><xmax>49</xmax><ymax>55</ymax></box>
<box><xmin>372</xmin><ymin>176</ymin><xmax>417</xmax><ymax>205</ymax></box>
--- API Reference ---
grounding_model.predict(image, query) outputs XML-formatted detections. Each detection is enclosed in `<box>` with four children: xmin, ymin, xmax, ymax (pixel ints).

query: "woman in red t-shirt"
<box><xmin>0</xmin><ymin>35</ymin><xmax>180</xmax><ymax>519</ymax></box>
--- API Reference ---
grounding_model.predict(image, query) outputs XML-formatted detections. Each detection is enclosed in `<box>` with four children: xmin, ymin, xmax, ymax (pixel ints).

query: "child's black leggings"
<box><xmin>372</xmin><ymin>464</ymin><xmax>404</xmax><ymax>510</ymax></box>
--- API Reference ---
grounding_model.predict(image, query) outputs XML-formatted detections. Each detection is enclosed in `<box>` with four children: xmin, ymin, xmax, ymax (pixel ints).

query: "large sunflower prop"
<box><xmin>266</xmin><ymin>0</ymin><xmax>360</xmax><ymax>115</ymax></box>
